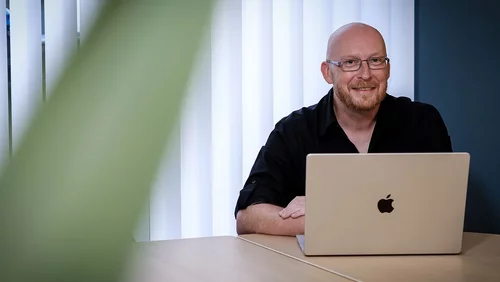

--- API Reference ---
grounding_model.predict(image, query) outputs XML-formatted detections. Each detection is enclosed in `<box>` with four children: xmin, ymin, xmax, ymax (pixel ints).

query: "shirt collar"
<box><xmin>319</xmin><ymin>88</ymin><xmax>395</xmax><ymax>137</ymax></box>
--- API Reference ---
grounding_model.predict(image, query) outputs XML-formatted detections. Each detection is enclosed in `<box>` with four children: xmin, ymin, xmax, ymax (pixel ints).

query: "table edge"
<box><xmin>237</xmin><ymin>236</ymin><xmax>362</xmax><ymax>282</ymax></box>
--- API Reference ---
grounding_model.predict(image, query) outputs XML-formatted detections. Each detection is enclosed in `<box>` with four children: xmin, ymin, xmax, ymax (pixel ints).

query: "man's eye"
<box><xmin>344</xmin><ymin>60</ymin><xmax>357</xmax><ymax>66</ymax></box>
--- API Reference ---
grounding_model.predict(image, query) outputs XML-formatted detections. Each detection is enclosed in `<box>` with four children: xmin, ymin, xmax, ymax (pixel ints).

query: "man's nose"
<box><xmin>358</xmin><ymin>61</ymin><xmax>372</xmax><ymax>80</ymax></box>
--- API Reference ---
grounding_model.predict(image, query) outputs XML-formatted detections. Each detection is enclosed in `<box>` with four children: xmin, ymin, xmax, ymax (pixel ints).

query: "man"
<box><xmin>234</xmin><ymin>22</ymin><xmax>452</xmax><ymax>236</ymax></box>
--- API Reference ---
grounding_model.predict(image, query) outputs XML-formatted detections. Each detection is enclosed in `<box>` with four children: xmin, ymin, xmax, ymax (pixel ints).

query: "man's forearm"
<box><xmin>236</xmin><ymin>204</ymin><xmax>304</xmax><ymax>236</ymax></box>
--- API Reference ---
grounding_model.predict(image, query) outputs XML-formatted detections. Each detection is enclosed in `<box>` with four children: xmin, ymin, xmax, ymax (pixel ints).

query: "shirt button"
<box><xmin>251</xmin><ymin>180</ymin><xmax>256</xmax><ymax>184</ymax></box>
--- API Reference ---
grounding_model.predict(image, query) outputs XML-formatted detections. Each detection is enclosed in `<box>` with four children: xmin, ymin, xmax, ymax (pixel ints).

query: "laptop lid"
<box><xmin>301</xmin><ymin>153</ymin><xmax>470</xmax><ymax>256</ymax></box>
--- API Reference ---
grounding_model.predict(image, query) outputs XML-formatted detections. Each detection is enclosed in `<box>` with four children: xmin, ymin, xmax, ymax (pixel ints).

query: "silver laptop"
<box><xmin>297</xmin><ymin>153</ymin><xmax>470</xmax><ymax>256</ymax></box>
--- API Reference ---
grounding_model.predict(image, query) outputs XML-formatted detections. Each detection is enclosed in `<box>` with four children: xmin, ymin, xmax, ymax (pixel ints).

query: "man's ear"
<box><xmin>320</xmin><ymin>61</ymin><xmax>334</xmax><ymax>84</ymax></box>
<box><xmin>386</xmin><ymin>61</ymin><xmax>391</xmax><ymax>80</ymax></box>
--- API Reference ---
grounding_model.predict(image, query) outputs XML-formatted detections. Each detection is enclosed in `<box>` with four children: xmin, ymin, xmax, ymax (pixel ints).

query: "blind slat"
<box><xmin>210</xmin><ymin>0</ymin><xmax>242</xmax><ymax>236</ymax></box>
<box><xmin>10</xmin><ymin>0</ymin><xmax>43</xmax><ymax>151</ymax></box>
<box><xmin>302</xmin><ymin>0</ymin><xmax>334</xmax><ymax>106</ymax></box>
<box><xmin>0</xmin><ymin>0</ymin><xmax>9</xmax><ymax>166</ymax></box>
<box><xmin>45</xmin><ymin>0</ymin><xmax>78</xmax><ymax>96</ymax></box>
<box><xmin>180</xmin><ymin>35</ymin><xmax>213</xmax><ymax>237</ymax></box>
<box><xmin>241</xmin><ymin>0</ymin><xmax>274</xmax><ymax>187</ymax></box>
<box><xmin>273</xmin><ymin>0</ymin><xmax>303</xmax><ymax>124</ymax></box>
<box><xmin>79</xmin><ymin>0</ymin><xmax>103</xmax><ymax>43</ymax></box>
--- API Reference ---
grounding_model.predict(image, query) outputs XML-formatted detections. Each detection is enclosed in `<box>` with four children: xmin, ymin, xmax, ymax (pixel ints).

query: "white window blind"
<box><xmin>0</xmin><ymin>0</ymin><xmax>415</xmax><ymax>241</ymax></box>
<box><xmin>0</xmin><ymin>0</ymin><xmax>104</xmax><ymax>160</ymax></box>
<box><xmin>150</xmin><ymin>0</ymin><xmax>415</xmax><ymax>240</ymax></box>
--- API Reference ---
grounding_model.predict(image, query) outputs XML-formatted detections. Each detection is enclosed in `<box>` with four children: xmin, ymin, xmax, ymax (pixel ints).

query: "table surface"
<box><xmin>239</xmin><ymin>232</ymin><xmax>500</xmax><ymax>282</ymax></box>
<box><xmin>122</xmin><ymin>236</ymin><xmax>351</xmax><ymax>282</ymax></box>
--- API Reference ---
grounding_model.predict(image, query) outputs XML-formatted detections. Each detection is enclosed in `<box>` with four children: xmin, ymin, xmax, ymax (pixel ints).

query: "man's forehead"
<box><xmin>331</xmin><ymin>31</ymin><xmax>386</xmax><ymax>58</ymax></box>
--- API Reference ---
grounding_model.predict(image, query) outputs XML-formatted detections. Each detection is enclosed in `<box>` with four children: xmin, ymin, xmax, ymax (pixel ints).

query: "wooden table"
<box><xmin>122</xmin><ymin>236</ymin><xmax>350</xmax><ymax>282</ymax></box>
<box><xmin>239</xmin><ymin>232</ymin><xmax>500</xmax><ymax>282</ymax></box>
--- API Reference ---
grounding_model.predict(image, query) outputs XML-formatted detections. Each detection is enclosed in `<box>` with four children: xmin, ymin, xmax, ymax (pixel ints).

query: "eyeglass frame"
<box><xmin>326</xmin><ymin>56</ymin><xmax>390</xmax><ymax>72</ymax></box>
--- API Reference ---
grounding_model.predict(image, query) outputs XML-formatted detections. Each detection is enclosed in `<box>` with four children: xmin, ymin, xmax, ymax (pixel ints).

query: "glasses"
<box><xmin>326</xmin><ymin>56</ymin><xmax>389</xmax><ymax>72</ymax></box>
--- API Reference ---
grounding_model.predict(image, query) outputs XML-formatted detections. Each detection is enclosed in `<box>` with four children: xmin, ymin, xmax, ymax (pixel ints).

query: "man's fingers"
<box><xmin>280</xmin><ymin>213</ymin><xmax>290</xmax><ymax>219</ymax></box>
<box><xmin>279</xmin><ymin>208</ymin><xmax>292</xmax><ymax>219</ymax></box>
<box><xmin>279</xmin><ymin>197</ymin><xmax>306</xmax><ymax>219</ymax></box>
<box><xmin>291</xmin><ymin>209</ymin><xmax>305</xmax><ymax>219</ymax></box>
<box><xmin>278</xmin><ymin>208</ymin><xmax>286</xmax><ymax>218</ymax></box>
<box><xmin>279</xmin><ymin>206</ymin><xmax>297</xmax><ymax>219</ymax></box>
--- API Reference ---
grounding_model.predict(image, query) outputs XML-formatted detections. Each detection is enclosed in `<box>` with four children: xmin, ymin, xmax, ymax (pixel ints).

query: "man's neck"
<box><xmin>333</xmin><ymin>96</ymin><xmax>379</xmax><ymax>132</ymax></box>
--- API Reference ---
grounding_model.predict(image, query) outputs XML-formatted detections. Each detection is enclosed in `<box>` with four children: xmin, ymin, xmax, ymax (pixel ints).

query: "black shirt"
<box><xmin>234</xmin><ymin>88</ymin><xmax>452</xmax><ymax>217</ymax></box>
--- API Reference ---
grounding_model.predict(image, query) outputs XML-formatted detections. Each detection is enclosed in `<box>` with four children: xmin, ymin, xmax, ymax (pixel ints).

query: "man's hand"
<box><xmin>279</xmin><ymin>196</ymin><xmax>305</xmax><ymax>219</ymax></box>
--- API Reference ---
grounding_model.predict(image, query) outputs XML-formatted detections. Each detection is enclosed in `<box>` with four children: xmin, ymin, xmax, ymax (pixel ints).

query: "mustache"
<box><xmin>351</xmin><ymin>81</ymin><xmax>378</xmax><ymax>88</ymax></box>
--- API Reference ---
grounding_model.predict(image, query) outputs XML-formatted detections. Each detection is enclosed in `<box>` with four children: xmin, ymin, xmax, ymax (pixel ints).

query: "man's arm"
<box><xmin>236</xmin><ymin>203</ymin><xmax>304</xmax><ymax>236</ymax></box>
<box><xmin>235</xmin><ymin>116</ymin><xmax>305</xmax><ymax>234</ymax></box>
<box><xmin>420</xmin><ymin>104</ymin><xmax>453</xmax><ymax>152</ymax></box>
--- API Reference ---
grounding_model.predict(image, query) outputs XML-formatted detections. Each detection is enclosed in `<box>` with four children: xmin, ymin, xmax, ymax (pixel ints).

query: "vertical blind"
<box><xmin>0</xmin><ymin>0</ymin><xmax>414</xmax><ymax>241</ymax></box>
<box><xmin>149</xmin><ymin>0</ymin><xmax>415</xmax><ymax>240</ymax></box>
<box><xmin>0</xmin><ymin>0</ymin><xmax>103</xmax><ymax>162</ymax></box>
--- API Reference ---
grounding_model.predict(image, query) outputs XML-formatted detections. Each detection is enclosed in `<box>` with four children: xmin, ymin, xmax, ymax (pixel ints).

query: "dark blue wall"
<box><xmin>415</xmin><ymin>0</ymin><xmax>500</xmax><ymax>234</ymax></box>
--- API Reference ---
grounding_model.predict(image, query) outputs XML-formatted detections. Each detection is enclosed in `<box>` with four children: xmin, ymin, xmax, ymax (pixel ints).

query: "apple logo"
<box><xmin>377</xmin><ymin>194</ymin><xmax>394</xmax><ymax>213</ymax></box>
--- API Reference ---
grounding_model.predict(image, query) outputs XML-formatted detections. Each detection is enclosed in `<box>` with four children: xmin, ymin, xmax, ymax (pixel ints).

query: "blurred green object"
<box><xmin>0</xmin><ymin>1</ymin><xmax>213</xmax><ymax>281</ymax></box>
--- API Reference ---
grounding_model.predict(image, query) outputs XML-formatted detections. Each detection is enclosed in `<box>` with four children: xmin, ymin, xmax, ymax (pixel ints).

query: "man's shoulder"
<box><xmin>383</xmin><ymin>95</ymin><xmax>451</xmax><ymax>151</ymax></box>
<box><xmin>277</xmin><ymin>105</ymin><xmax>317</xmax><ymax>126</ymax></box>
<box><xmin>275</xmin><ymin>93</ymin><xmax>329</xmax><ymax>131</ymax></box>
<box><xmin>384</xmin><ymin>95</ymin><xmax>443</xmax><ymax>119</ymax></box>
<box><xmin>272</xmin><ymin>105</ymin><xmax>324</xmax><ymax>140</ymax></box>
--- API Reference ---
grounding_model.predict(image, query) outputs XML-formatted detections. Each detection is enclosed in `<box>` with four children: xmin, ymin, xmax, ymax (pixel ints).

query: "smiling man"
<box><xmin>235</xmin><ymin>23</ymin><xmax>452</xmax><ymax>236</ymax></box>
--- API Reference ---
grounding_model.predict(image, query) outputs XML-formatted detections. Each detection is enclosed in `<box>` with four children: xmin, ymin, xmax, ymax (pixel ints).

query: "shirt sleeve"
<box><xmin>234</xmin><ymin>124</ymin><xmax>297</xmax><ymax>218</ymax></box>
<box><xmin>419</xmin><ymin>104</ymin><xmax>453</xmax><ymax>152</ymax></box>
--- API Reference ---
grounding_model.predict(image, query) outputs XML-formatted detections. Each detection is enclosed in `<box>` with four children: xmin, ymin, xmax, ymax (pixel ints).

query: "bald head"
<box><xmin>320</xmin><ymin>22</ymin><xmax>391</xmax><ymax>113</ymax></box>
<box><xmin>326</xmin><ymin>23</ymin><xmax>387</xmax><ymax>60</ymax></box>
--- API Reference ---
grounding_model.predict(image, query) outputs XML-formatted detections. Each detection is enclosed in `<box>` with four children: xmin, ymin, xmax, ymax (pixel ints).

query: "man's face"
<box><xmin>325</xmin><ymin>28</ymin><xmax>390</xmax><ymax>112</ymax></box>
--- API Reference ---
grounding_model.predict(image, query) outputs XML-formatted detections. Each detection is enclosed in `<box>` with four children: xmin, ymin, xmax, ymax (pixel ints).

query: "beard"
<box><xmin>334</xmin><ymin>80</ymin><xmax>387</xmax><ymax>112</ymax></box>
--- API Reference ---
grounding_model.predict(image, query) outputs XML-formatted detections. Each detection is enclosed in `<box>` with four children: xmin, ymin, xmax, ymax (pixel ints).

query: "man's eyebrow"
<box><xmin>368</xmin><ymin>51</ymin><xmax>386</xmax><ymax>57</ymax></box>
<box><xmin>339</xmin><ymin>55</ymin><xmax>361</xmax><ymax>60</ymax></box>
<box><xmin>339</xmin><ymin>51</ymin><xmax>386</xmax><ymax>60</ymax></box>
